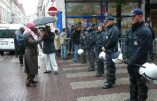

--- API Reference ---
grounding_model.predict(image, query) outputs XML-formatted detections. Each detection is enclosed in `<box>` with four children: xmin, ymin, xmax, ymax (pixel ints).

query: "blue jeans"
<box><xmin>60</xmin><ymin>45</ymin><xmax>67</xmax><ymax>59</ymax></box>
<box><xmin>73</xmin><ymin>44</ymin><xmax>80</xmax><ymax>62</ymax></box>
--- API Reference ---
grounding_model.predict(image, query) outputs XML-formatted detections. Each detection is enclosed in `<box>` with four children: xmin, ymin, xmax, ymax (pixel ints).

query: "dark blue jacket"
<box><xmin>95</xmin><ymin>30</ymin><xmax>106</xmax><ymax>53</ymax></box>
<box><xmin>43</xmin><ymin>31</ymin><xmax>55</xmax><ymax>54</ymax></box>
<box><xmin>16</xmin><ymin>31</ymin><xmax>24</xmax><ymax>46</ymax></box>
<box><xmin>103</xmin><ymin>24</ymin><xmax>119</xmax><ymax>52</ymax></box>
<box><xmin>124</xmin><ymin>22</ymin><xmax>152</xmax><ymax>65</ymax></box>
<box><xmin>85</xmin><ymin>30</ymin><xmax>97</xmax><ymax>47</ymax></box>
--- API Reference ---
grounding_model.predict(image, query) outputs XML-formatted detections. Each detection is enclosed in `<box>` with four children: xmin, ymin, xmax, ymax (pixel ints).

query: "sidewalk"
<box><xmin>0</xmin><ymin>55</ymin><xmax>156</xmax><ymax>101</ymax></box>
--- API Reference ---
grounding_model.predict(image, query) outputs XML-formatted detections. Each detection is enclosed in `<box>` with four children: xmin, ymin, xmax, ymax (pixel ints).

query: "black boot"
<box><xmin>102</xmin><ymin>82</ymin><xmax>112</xmax><ymax>89</ymax></box>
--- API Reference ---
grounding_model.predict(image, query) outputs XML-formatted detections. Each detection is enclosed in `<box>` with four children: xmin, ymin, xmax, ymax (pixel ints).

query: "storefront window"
<box><xmin>66</xmin><ymin>2</ymin><xmax>100</xmax><ymax>16</ymax></box>
<box><xmin>121</xmin><ymin>2</ymin><xmax>138</xmax><ymax>15</ymax></box>
<box><xmin>121</xmin><ymin>17</ymin><xmax>132</xmax><ymax>36</ymax></box>
<box><xmin>67</xmin><ymin>18</ymin><xmax>101</xmax><ymax>28</ymax></box>
<box><xmin>108</xmin><ymin>2</ymin><xmax>116</xmax><ymax>15</ymax></box>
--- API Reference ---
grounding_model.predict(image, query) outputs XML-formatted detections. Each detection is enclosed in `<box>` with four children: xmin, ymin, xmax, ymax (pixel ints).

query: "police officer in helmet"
<box><xmin>123</xmin><ymin>8</ymin><xmax>152</xmax><ymax>101</ymax></box>
<box><xmin>102</xmin><ymin>16</ymin><xmax>119</xmax><ymax>89</ymax></box>
<box><xmin>85</xmin><ymin>24</ymin><xmax>97</xmax><ymax>71</ymax></box>
<box><xmin>95</xmin><ymin>23</ymin><xmax>105</xmax><ymax>77</ymax></box>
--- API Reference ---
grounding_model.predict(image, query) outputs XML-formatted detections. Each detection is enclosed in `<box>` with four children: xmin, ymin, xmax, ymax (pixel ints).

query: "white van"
<box><xmin>0</xmin><ymin>24</ymin><xmax>23</xmax><ymax>55</ymax></box>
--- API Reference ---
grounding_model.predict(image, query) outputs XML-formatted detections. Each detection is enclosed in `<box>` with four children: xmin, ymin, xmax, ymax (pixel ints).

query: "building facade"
<box><xmin>38</xmin><ymin>0</ymin><xmax>157</xmax><ymax>36</ymax></box>
<box><xmin>0</xmin><ymin>0</ymin><xmax>28</xmax><ymax>24</ymax></box>
<box><xmin>65</xmin><ymin>0</ymin><xmax>142</xmax><ymax>36</ymax></box>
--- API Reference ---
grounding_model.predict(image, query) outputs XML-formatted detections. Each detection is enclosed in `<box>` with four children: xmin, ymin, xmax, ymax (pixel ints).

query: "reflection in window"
<box><xmin>121</xmin><ymin>17</ymin><xmax>132</xmax><ymax>36</ymax></box>
<box><xmin>66</xmin><ymin>2</ymin><xmax>100</xmax><ymax>16</ymax></box>
<box><xmin>121</xmin><ymin>2</ymin><xmax>138</xmax><ymax>15</ymax></box>
<box><xmin>108</xmin><ymin>2</ymin><xmax>116</xmax><ymax>15</ymax></box>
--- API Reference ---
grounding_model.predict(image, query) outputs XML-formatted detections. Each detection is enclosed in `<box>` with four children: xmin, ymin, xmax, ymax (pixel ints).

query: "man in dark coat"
<box><xmin>71</xmin><ymin>26</ymin><xmax>81</xmax><ymax>62</ymax></box>
<box><xmin>102</xmin><ymin>16</ymin><xmax>119</xmax><ymax>89</ymax></box>
<box><xmin>16</xmin><ymin>27</ymin><xmax>25</xmax><ymax>65</ymax></box>
<box><xmin>42</xmin><ymin>25</ymin><xmax>58</xmax><ymax>74</ymax></box>
<box><xmin>24</xmin><ymin>22</ymin><xmax>44</xmax><ymax>87</ymax></box>
<box><xmin>124</xmin><ymin>8</ymin><xmax>152</xmax><ymax>101</ymax></box>
<box><xmin>95</xmin><ymin>23</ymin><xmax>105</xmax><ymax>77</ymax></box>
<box><xmin>85</xmin><ymin>24</ymin><xmax>97</xmax><ymax>71</ymax></box>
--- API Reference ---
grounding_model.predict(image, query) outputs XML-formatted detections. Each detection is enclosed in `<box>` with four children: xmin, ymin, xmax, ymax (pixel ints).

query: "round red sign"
<box><xmin>48</xmin><ymin>7</ymin><xmax>58</xmax><ymax>16</ymax></box>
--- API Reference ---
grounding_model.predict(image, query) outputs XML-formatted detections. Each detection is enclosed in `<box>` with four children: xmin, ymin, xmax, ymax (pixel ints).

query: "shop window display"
<box><xmin>66</xmin><ymin>2</ymin><xmax>100</xmax><ymax>16</ymax></box>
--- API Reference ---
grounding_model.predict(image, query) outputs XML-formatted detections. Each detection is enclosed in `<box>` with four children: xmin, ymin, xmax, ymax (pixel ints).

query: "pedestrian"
<box><xmin>14</xmin><ymin>31</ymin><xmax>19</xmax><ymax>57</ymax></box>
<box><xmin>60</xmin><ymin>28</ymin><xmax>68</xmax><ymax>60</ymax></box>
<box><xmin>123</xmin><ymin>8</ymin><xmax>152</xmax><ymax>101</ymax></box>
<box><xmin>102</xmin><ymin>16</ymin><xmax>119</xmax><ymax>89</ymax></box>
<box><xmin>43</xmin><ymin>25</ymin><xmax>58</xmax><ymax>75</ymax></box>
<box><xmin>71</xmin><ymin>26</ymin><xmax>81</xmax><ymax>62</ymax></box>
<box><xmin>54</xmin><ymin>29</ymin><xmax>60</xmax><ymax>57</ymax></box>
<box><xmin>16</xmin><ymin>27</ymin><xmax>25</xmax><ymax>66</ymax></box>
<box><xmin>145</xmin><ymin>21</ymin><xmax>156</xmax><ymax>62</ymax></box>
<box><xmin>24</xmin><ymin>22</ymin><xmax>44</xmax><ymax>87</ymax></box>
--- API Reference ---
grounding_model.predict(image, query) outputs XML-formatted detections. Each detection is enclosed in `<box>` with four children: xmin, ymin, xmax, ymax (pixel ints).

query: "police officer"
<box><xmin>85</xmin><ymin>24</ymin><xmax>97</xmax><ymax>71</ymax></box>
<box><xmin>95</xmin><ymin>23</ymin><xmax>105</xmax><ymax>77</ymax></box>
<box><xmin>102</xmin><ymin>16</ymin><xmax>119</xmax><ymax>89</ymax></box>
<box><xmin>145</xmin><ymin>21</ymin><xmax>156</xmax><ymax>62</ymax></box>
<box><xmin>123</xmin><ymin>8</ymin><xmax>152</xmax><ymax>101</ymax></box>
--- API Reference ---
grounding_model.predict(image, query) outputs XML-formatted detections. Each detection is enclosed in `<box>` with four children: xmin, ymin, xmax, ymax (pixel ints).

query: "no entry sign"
<box><xmin>48</xmin><ymin>7</ymin><xmax>58</xmax><ymax>16</ymax></box>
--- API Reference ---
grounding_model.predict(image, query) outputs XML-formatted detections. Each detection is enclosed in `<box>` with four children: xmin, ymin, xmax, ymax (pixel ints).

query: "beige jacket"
<box><xmin>60</xmin><ymin>32</ymin><xmax>67</xmax><ymax>45</ymax></box>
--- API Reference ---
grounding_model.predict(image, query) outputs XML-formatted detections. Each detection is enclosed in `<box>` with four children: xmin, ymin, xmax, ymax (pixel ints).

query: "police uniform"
<box><xmin>124</xmin><ymin>8</ymin><xmax>152</xmax><ymax>101</ymax></box>
<box><xmin>95</xmin><ymin>29</ymin><xmax>105</xmax><ymax>76</ymax></box>
<box><xmin>102</xmin><ymin>17</ymin><xmax>119</xmax><ymax>89</ymax></box>
<box><xmin>85</xmin><ymin>26</ymin><xmax>97</xmax><ymax>71</ymax></box>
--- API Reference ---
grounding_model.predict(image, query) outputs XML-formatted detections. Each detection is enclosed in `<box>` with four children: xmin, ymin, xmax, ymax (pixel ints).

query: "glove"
<box><xmin>139</xmin><ymin>67</ymin><xmax>145</xmax><ymax>75</ymax></box>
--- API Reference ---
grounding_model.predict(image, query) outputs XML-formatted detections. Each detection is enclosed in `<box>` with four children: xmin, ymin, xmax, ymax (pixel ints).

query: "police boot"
<box><xmin>102</xmin><ymin>82</ymin><xmax>112</xmax><ymax>89</ymax></box>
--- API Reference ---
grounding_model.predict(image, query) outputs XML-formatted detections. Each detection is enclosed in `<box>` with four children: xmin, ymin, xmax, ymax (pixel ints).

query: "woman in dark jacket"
<box><xmin>43</xmin><ymin>26</ymin><xmax>58</xmax><ymax>74</ymax></box>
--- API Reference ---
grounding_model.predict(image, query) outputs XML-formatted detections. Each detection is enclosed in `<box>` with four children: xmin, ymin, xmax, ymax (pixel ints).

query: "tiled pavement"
<box><xmin>0</xmin><ymin>55</ymin><xmax>157</xmax><ymax>101</ymax></box>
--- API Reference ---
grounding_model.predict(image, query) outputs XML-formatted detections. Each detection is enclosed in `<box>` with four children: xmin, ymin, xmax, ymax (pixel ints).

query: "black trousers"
<box><xmin>127</xmin><ymin>65</ymin><xmax>148</xmax><ymax>101</ymax></box>
<box><xmin>87</xmin><ymin>48</ymin><xmax>95</xmax><ymax>69</ymax></box>
<box><xmin>105</xmin><ymin>53</ymin><xmax>116</xmax><ymax>84</ymax></box>
<box><xmin>96</xmin><ymin>58</ymin><xmax>104</xmax><ymax>74</ymax></box>
<box><xmin>95</xmin><ymin>51</ymin><xmax>104</xmax><ymax>74</ymax></box>
<box><xmin>18</xmin><ymin>45</ymin><xmax>25</xmax><ymax>64</ymax></box>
